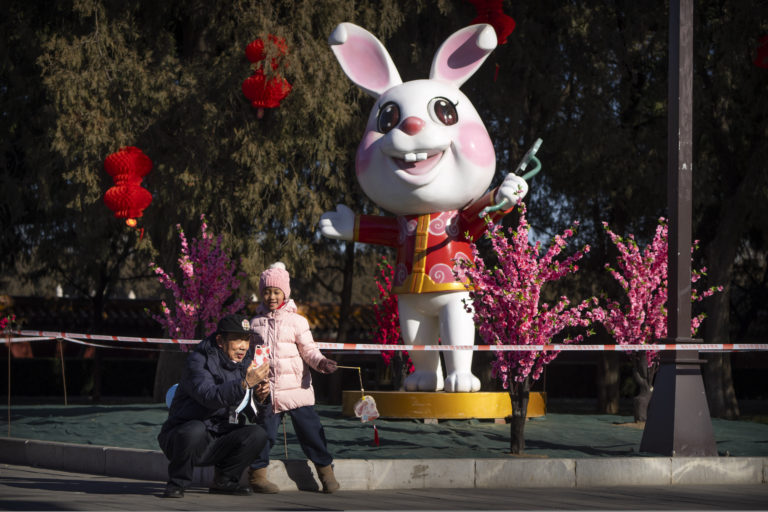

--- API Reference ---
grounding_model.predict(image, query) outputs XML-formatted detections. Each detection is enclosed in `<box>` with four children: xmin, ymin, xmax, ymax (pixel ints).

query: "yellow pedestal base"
<box><xmin>341</xmin><ymin>390</ymin><xmax>546</xmax><ymax>420</ymax></box>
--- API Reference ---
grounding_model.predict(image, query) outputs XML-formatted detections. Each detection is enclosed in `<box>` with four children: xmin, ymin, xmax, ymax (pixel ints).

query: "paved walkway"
<box><xmin>2</xmin><ymin>401</ymin><xmax>768</xmax><ymax>492</ymax></box>
<box><xmin>2</xmin><ymin>464</ymin><xmax>768</xmax><ymax>511</ymax></box>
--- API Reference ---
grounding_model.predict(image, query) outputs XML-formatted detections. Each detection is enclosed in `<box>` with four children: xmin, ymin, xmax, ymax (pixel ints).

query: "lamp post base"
<box><xmin>640</xmin><ymin>348</ymin><xmax>717</xmax><ymax>456</ymax></box>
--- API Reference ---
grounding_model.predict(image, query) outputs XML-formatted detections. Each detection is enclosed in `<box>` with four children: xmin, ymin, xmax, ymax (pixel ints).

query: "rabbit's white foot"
<box><xmin>404</xmin><ymin>370</ymin><xmax>444</xmax><ymax>391</ymax></box>
<box><xmin>443</xmin><ymin>372</ymin><xmax>481</xmax><ymax>392</ymax></box>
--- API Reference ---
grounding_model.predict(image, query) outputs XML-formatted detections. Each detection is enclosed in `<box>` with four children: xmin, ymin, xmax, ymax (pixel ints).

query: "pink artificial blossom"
<box><xmin>596</xmin><ymin>218</ymin><xmax>723</xmax><ymax>366</ymax></box>
<box><xmin>149</xmin><ymin>214</ymin><xmax>246</xmax><ymax>348</ymax></box>
<box><xmin>455</xmin><ymin>204</ymin><xmax>598</xmax><ymax>388</ymax></box>
<box><xmin>0</xmin><ymin>314</ymin><xmax>17</xmax><ymax>333</ymax></box>
<box><xmin>372</xmin><ymin>257</ymin><xmax>413</xmax><ymax>374</ymax></box>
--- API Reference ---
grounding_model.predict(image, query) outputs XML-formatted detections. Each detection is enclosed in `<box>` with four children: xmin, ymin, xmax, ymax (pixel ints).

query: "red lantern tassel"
<box><xmin>373</xmin><ymin>424</ymin><xmax>379</xmax><ymax>446</ymax></box>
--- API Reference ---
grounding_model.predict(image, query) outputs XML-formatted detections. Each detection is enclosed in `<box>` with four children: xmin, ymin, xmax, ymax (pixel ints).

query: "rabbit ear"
<box><xmin>329</xmin><ymin>23</ymin><xmax>402</xmax><ymax>98</ymax></box>
<box><xmin>430</xmin><ymin>24</ymin><xmax>497</xmax><ymax>87</ymax></box>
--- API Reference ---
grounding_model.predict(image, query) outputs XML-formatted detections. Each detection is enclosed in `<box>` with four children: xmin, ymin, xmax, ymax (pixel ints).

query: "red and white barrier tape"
<box><xmin>2</xmin><ymin>330</ymin><xmax>766</xmax><ymax>352</ymax></box>
<box><xmin>12</xmin><ymin>330</ymin><xmax>198</xmax><ymax>344</ymax></box>
<box><xmin>2</xmin><ymin>335</ymin><xmax>181</xmax><ymax>352</ymax></box>
<box><xmin>316</xmin><ymin>342</ymin><xmax>768</xmax><ymax>352</ymax></box>
<box><xmin>59</xmin><ymin>337</ymin><xmax>171</xmax><ymax>352</ymax></box>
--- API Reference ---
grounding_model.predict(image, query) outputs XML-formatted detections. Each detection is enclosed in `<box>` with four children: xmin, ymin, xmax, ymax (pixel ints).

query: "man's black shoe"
<box><xmin>162</xmin><ymin>484</ymin><xmax>184</xmax><ymax>498</ymax></box>
<box><xmin>209</xmin><ymin>481</ymin><xmax>253</xmax><ymax>496</ymax></box>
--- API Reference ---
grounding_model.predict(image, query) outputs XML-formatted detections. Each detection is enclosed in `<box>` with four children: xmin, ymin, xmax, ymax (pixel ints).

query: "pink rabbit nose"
<box><xmin>400</xmin><ymin>116</ymin><xmax>425</xmax><ymax>135</ymax></box>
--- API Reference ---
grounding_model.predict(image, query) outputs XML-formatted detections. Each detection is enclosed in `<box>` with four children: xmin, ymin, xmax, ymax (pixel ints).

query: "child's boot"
<box><xmin>248</xmin><ymin>467</ymin><xmax>279</xmax><ymax>494</ymax></box>
<box><xmin>315</xmin><ymin>463</ymin><xmax>340</xmax><ymax>493</ymax></box>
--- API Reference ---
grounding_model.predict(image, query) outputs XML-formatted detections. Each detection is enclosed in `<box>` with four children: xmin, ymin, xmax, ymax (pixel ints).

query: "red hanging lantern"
<box><xmin>467</xmin><ymin>0</ymin><xmax>516</xmax><ymax>46</ymax></box>
<box><xmin>243</xmin><ymin>34</ymin><xmax>292</xmax><ymax>117</ymax></box>
<box><xmin>103</xmin><ymin>146</ymin><xmax>153</xmax><ymax>227</ymax></box>
<box><xmin>242</xmin><ymin>69</ymin><xmax>293</xmax><ymax>118</ymax></box>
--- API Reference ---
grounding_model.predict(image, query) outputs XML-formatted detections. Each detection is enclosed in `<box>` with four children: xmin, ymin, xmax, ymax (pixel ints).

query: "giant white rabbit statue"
<box><xmin>319</xmin><ymin>23</ymin><xmax>529</xmax><ymax>392</ymax></box>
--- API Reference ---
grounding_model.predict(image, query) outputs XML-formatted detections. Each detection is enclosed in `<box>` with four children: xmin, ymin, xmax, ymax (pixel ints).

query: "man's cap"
<box><xmin>216</xmin><ymin>314</ymin><xmax>251</xmax><ymax>335</ymax></box>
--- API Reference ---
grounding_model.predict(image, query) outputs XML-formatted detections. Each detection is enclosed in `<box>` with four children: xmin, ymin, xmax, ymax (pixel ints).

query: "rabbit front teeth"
<box><xmin>403</xmin><ymin>152</ymin><xmax>429</xmax><ymax>162</ymax></box>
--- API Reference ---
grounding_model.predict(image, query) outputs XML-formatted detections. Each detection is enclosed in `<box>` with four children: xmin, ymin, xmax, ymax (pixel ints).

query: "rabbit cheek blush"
<box><xmin>355</xmin><ymin>131</ymin><xmax>381</xmax><ymax>177</ymax></box>
<box><xmin>458</xmin><ymin>123</ymin><xmax>495</xmax><ymax>168</ymax></box>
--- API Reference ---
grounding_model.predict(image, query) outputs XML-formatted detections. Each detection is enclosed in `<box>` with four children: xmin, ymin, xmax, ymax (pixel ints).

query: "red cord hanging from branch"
<box><xmin>467</xmin><ymin>0</ymin><xmax>516</xmax><ymax>46</ymax></box>
<box><xmin>242</xmin><ymin>34</ymin><xmax>292</xmax><ymax>118</ymax></box>
<box><xmin>755</xmin><ymin>35</ymin><xmax>768</xmax><ymax>68</ymax></box>
<box><xmin>103</xmin><ymin>146</ymin><xmax>153</xmax><ymax>231</ymax></box>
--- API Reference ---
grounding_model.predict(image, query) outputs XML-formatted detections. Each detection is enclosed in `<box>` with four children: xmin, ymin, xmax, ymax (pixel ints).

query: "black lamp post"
<box><xmin>639</xmin><ymin>0</ymin><xmax>717</xmax><ymax>456</ymax></box>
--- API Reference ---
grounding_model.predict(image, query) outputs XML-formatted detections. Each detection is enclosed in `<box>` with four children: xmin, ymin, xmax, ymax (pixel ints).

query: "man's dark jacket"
<box><xmin>160</xmin><ymin>335</ymin><xmax>254</xmax><ymax>436</ymax></box>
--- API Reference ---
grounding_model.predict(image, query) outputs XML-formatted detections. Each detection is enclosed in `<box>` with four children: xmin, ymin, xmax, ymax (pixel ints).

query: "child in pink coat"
<box><xmin>247</xmin><ymin>262</ymin><xmax>340</xmax><ymax>494</ymax></box>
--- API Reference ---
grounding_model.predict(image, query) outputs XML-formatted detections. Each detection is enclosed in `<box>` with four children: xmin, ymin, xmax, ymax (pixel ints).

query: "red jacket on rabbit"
<box><xmin>355</xmin><ymin>189</ymin><xmax>511</xmax><ymax>294</ymax></box>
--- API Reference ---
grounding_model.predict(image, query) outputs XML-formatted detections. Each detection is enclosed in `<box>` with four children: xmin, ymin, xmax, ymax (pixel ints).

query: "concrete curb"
<box><xmin>1</xmin><ymin>437</ymin><xmax>766</xmax><ymax>490</ymax></box>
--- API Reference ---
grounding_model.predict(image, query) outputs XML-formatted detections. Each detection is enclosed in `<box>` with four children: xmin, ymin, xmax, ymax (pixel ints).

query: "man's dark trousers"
<box><xmin>159</xmin><ymin>420</ymin><xmax>267</xmax><ymax>489</ymax></box>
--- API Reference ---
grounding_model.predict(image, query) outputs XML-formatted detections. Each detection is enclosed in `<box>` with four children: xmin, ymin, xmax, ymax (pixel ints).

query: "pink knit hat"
<box><xmin>259</xmin><ymin>262</ymin><xmax>291</xmax><ymax>299</ymax></box>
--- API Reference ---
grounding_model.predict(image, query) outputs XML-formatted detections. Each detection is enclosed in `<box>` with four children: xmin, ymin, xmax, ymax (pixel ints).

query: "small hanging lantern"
<box><xmin>103</xmin><ymin>146</ymin><xmax>153</xmax><ymax>228</ymax></box>
<box><xmin>467</xmin><ymin>0</ymin><xmax>516</xmax><ymax>46</ymax></box>
<box><xmin>242</xmin><ymin>34</ymin><xmax>292</xmax><ymax>117</ymax></box>
<box><xmin>246</xmin><ymin>34</ymin><xmax>288</xmax><ymax>69</ymax></box>
<box><xmin>245</xmin><ymin>38</ymin><xmax>266</xmax><ymax>64</ymax></box>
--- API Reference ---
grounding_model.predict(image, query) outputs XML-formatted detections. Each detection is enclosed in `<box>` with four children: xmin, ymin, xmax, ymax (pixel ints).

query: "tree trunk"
<box><xmin>152</xmin><ymin>322</ymin><xmax>208</xmax><ymax>403</ymax></box>
<box><xmin>335</xmin><ymin>242</ymin><xmax>355</xmax><ymax>343</ymax></box>
<box><xmin>152</xmin><ymin>349</ymin><xmax>189</xmax><ymax>403</ymax></box>
<box><xmin>702</xmin><ymin>239</ymin><xmax>741</xmax><ymax>418</ymax></box>
<box><xmin>698</xmin><ymin>135</ymin><xmax>762</xmax><ymax>417</ymax></box>
<box><xmin>89</xmin><ymin>291</ymin><xmax>105</xmax><ymax>403</ymax></box>
<box><xmin>702</xmin><ymin>238</ymin><xmax>740</xmax><ymax>419</ymax></box>
<box><xmin>390</xmin><ymin>352</ymin><xmax>411</xmax><ymax>391</ymax></box>
<box><xmin>596</xmin><ymin>352</ymin><xmax>620</xmax><ymax>414</ymax></box>
<box><xmin>702</xmin><ymin>353</ymin><xmax>739</xmax><ymax>419</ymax></box>
<box><xmin>701</xmin><ymin>268</ymin><xmax>740</xmax><ymax>418</ymax></box>
<box><xmin>631</xmin><ymin>355</ymin><xmax>653</xmax><ymax>422</ymax></box>
<box><xmin>92</xmin><ymin>350</ymin><xmax>103</xmax><ymax>402</ymax></box>
<box><xmin>472</xmin><ymin>351</ymin><xmax>498</xmax><ymax>391</ymax></box>
<box><xmin>633</xmin><ymin>389</ymin><xmax>652</xmax><ymax>423</ymax></box>
<box><xmin>323</xmin><ymin>244</ymin><xmax>356</xmax><ymax>405</ymax></box>
<box><xmin>508</xmin><ymin>376</ymin><xmax>531</xmax><ymax>454</ymax></box>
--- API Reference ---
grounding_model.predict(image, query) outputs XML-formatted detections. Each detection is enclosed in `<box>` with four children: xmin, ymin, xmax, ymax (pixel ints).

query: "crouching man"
<box><xmin>158</xmin><ymin>314</ymin><xmax>270</xmax><ymax>498</ymax></box>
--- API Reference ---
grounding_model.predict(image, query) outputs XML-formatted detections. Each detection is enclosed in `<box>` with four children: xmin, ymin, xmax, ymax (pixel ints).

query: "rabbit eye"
<box><xmin>430</xmin><ymin>97</ymin><xmax>458</xmax><ymax>126</ymax></box>
<box><xmin>377</xmin><ymin>102</ymin><xmax>400</xmax><ymax>134</ymax></box>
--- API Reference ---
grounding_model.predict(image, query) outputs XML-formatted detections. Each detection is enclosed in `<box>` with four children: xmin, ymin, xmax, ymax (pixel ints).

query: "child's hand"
<box><xmin>319</xmin><ymin>358</ymin><xmax>338</xmax><ymax>374</ymax></box>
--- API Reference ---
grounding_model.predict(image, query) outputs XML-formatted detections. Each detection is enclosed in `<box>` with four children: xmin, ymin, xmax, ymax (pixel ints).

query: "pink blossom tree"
<box><xmin>0</xmin><ymin>314</ymin><xmax>15</xmax><ymax>333</ymax></box>
<box><xmin>455</xmin><ymin>204</ymin><xmax>598</xmax><ymax>454</ymax></box>
<box><xmin>596</xmin><ymin>218</ymin><xmax>722</xmax><ymax>421</ymax></box>
<box><xmin>150</xmin><ymin>214</ymin><xmax>246</xmax><ymax>346</ymax></box>
<box><xmin>372</xmin><ymin>257</ymin><xmax>412</xmax><ymax>389</ymax></box>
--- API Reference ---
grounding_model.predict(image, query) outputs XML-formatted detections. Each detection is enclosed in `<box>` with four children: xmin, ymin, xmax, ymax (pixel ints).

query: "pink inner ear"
<box><xmin>435</xmin><ymin>32</ymin><xmax>487</xmax><ymax>82</ymax></box>
<box><xmin>337</xmin><ymin>34</ymin><xmax>392</xmax><ymax>91</ymax></box>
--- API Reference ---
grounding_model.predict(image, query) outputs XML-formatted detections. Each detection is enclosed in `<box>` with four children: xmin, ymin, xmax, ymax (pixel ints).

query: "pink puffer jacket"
<box><xmin>250</xmin><ymin>300</ymin><xmax>326</xmax><ymax>413</ymax></box>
